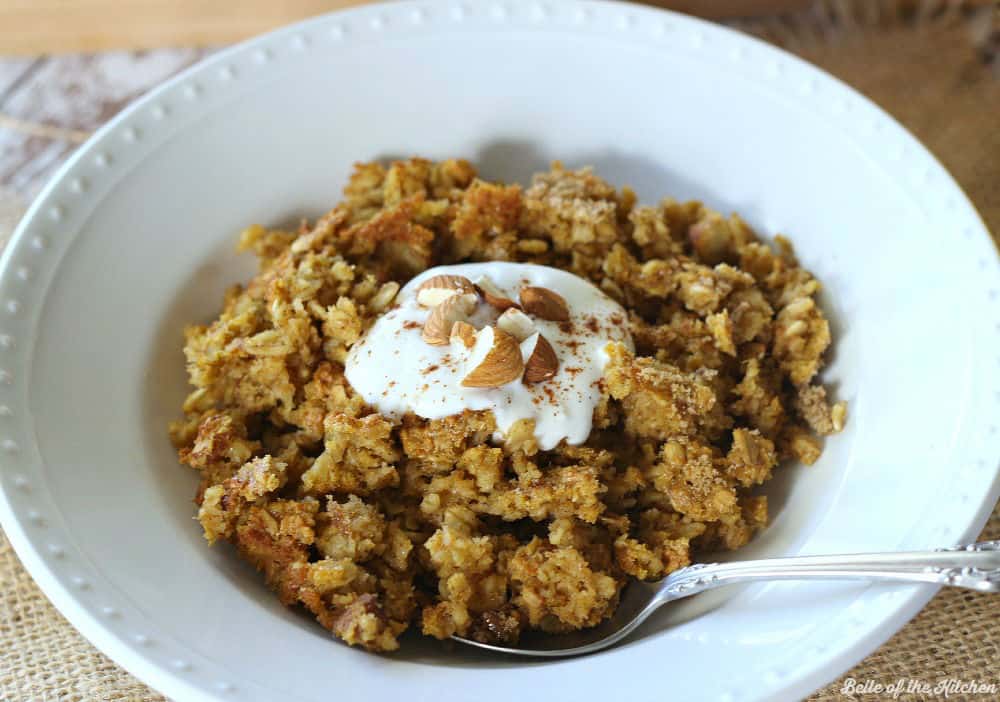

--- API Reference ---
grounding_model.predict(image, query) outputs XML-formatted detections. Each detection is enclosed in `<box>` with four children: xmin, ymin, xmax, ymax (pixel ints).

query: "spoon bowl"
<box><xmin>454</xmin><ymin>541</ymin><xmax>1000</xmax><ymax>657</ymax></box>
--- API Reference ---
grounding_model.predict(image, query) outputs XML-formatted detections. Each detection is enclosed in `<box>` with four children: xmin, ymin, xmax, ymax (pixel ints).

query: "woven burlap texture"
<box><xmin>1</xmin><ymin>2</ymin><xmax>999</xmax><ymax>700</ymax></box>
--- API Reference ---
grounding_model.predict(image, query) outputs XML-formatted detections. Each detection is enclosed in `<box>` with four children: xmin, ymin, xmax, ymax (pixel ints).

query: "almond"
<box><xmin>496</xmin><ymin>308</ymin><xmax>536</xmax><ymax>342</ymax></box>
<box><xmin>474</xmin><ymin>275</ymin><xmax>519</xmax><ymax>311</ymax></box>
<box><xmin>462</xmin><ymin>326</ymin><xmax>524</xmax><ymax>388</ymax></box>
<box><xmin>369</xmin><ymin>281</ymin><xmax>400</xmax><ymax>312</ymax></box>
<box><xmin>450</xmin><ymin>321</ymin><xmax>477</xmax><ymax>350</ymax></box>
<box><xmin>520</xmin><ymin>286</ymin><xmax>570</xmax><ymax>321</ymax></box>
<box><xmin>521</xmin><ymin>333</ymin><xmax>559</xmax><ymax>383</ymax></box>
<box><xmin>422</xmin><ymin>294</ymin><xmax>476</xmax><ymax>345</ymax></box>
<box><xmin>416</xmin><ymin>274</ymin><xmax>477</xmax><ymax>307</ymax></box>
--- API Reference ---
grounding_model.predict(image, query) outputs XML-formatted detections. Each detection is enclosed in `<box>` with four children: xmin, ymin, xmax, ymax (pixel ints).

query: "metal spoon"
<box><xmin>453</xmin><ymin>540</ymin><xmax>1000</xmax><ymax>657</ymax></box>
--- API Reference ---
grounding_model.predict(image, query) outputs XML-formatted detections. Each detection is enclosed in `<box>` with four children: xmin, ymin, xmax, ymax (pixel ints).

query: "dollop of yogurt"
<box><xmin>344</xmin><ymin>262</ymin><xmax>633</xmax><ymax>450</ymax></box>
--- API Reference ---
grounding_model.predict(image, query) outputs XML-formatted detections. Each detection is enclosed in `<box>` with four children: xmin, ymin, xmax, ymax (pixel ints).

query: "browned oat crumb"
<box><xmin>171</xmin><ymin>158</ymin><xmax>845</xmax><ymax>652</ymax></box>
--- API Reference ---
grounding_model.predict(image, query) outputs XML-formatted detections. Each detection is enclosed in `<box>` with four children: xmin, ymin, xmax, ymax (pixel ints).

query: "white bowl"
<box><xmin>1</xmin><ymin>2</ymin><xmax>997</xmax><ymax>700</ymax></box>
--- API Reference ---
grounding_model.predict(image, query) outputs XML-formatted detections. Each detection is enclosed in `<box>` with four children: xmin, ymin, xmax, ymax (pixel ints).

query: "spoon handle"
<box><xmin>658</xmin><ymin>540</ymin><xmax>1000</xmax><ymax>601</ymax></box>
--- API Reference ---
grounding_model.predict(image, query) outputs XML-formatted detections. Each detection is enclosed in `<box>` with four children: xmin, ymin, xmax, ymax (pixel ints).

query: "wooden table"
<box><xmin>0</xmin><ymin>1</ymin><xmax>808</xmax><ymax>54</ymax></box>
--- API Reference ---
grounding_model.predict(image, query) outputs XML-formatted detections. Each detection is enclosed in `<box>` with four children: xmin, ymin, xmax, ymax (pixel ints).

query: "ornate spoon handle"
<box><xmin>658</xmin><ymin>541</ymin><xmax>1000</xmax><ymax>602</ymax></box>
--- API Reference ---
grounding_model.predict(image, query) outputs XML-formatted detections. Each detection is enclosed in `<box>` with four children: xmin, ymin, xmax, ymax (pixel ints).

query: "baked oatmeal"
<box><xmin>170</xmin><ymin>158</ymin><xmax>846</xmax><ymax>652</ymax></box>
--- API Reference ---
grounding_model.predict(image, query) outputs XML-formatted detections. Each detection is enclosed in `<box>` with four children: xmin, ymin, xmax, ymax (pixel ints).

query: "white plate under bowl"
<box><xmin>0</xmin><ymin>2</ymin><xmax>997</xmax><ymax>701</ymax></box>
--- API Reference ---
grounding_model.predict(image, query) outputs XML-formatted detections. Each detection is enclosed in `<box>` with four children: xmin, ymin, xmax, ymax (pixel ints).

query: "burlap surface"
<box><xmin>1</xmin><ymin>2</ymin><xmax>998</xmax><ymax>700</ymax></box>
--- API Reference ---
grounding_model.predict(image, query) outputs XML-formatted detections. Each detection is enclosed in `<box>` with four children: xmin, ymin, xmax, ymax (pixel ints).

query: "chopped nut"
<box><xmin>474</xmin><ymin>276</ymin><xmax>519</xmax><ymax>311</ymax></box>
<box><xmin>516</xmin><ymin>239</ymin><xmax>550</xmax><ymax>255</ymax></box>
<box><xmin>416</xmin><ymin>274</ymin><xmax>477</xmax><ymax>307</ymax></box>
<box><xmin>520</xmin><ymin>286</ymin><xmax>570</xmax><ymax>321</ymax></box>
<box><xmin>784</xmin><ymin>320</ymin><xmax>808</xmax><ymax>338</ymax></box>
<box><xmin>450</xmin><ymin>321</ymin><xmax>477</xmax><ymax>350</ymax></box>
<box><xmin>369</xmin><ymin>281</ymin><xmax>400</xmax><ymax>312</ymax></box>
<box><xmin>831</xmin><ymin>401</ymin><xmax>847</xmax><ymax>433</ymax></box>
<box><xmin>422</xmin><ymin>294</ymin><xmax>476</xmax><ymax>345</ymax></box>
<box><xmin>496</xmin><ymin>308</ymin><xmax>536</xmax><ymax>342</ymax></box>
<box><xmin>462</xmin><ymin>326</ymin><xmax>524</xmax><ymax>388</ymax></box>
<box><xmin>521</xmin><ymin>333</ymin><xmax>559</xmax><ymax>383</ymax></box>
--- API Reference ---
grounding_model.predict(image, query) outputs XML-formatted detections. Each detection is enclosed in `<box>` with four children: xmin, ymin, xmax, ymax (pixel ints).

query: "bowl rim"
<box><xmin>0</xmin><ymin>1</ymin><xmax>997</xmax><ymax>701</ymax></box>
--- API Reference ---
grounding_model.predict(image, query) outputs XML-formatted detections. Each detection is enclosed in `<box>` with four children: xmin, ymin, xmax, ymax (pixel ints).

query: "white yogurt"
<box><xmin>344</xmin><ymin>263</ymin><xmax>633</xmax><ymax>450</ymax></box>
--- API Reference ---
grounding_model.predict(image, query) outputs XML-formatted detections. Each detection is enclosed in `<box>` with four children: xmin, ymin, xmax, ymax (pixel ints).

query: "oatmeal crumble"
<box><xmin>171</xmin><ymin>158</ymin><xmax>845</xmax><ymax>652</ymax></box>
